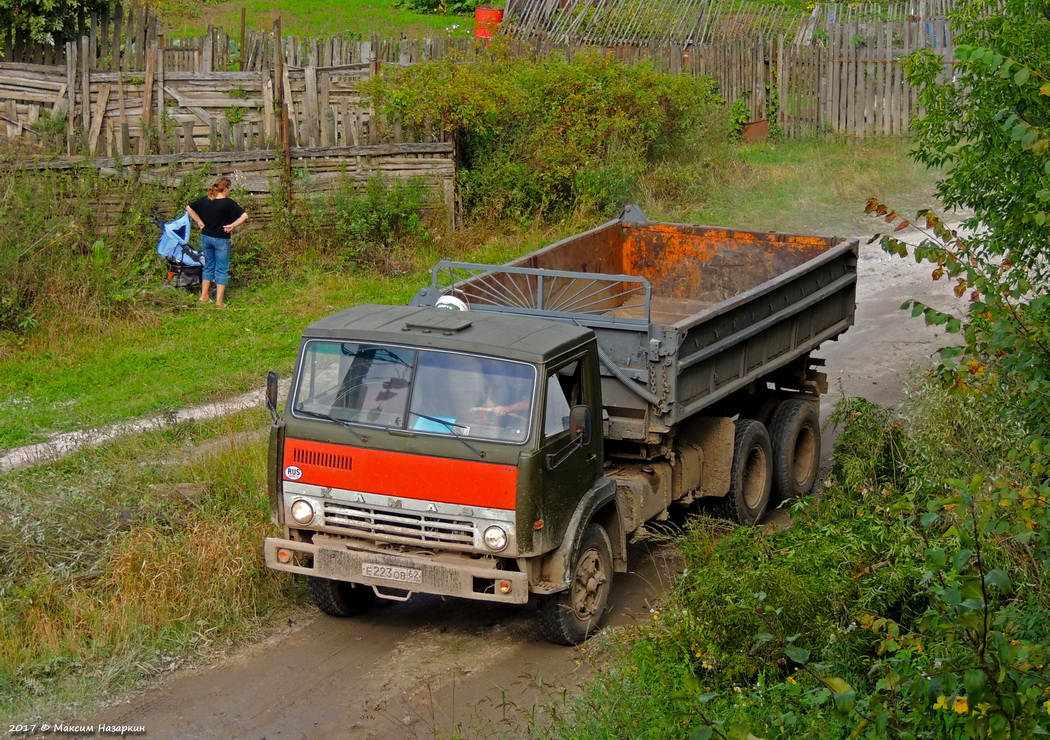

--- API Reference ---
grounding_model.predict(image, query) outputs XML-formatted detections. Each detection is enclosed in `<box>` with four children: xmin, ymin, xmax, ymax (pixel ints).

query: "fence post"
<box><xmin>239</xmin><ymin>8</ymin><xmax>247</xmax><ymax>70</ymax></box>
<box><xmin>201</xmin><ymin>26</ymin><xmax>213</xmax><ymax>72</ymax></box>
<box><xmin>65</xmin><ymin>40</ymin><xmax>77</xmax><ymax>153</ymax></box>
<box><xmin>80</xmin><ymin>35</ymin><xmax>91</xmax><ymax>150</ymax></box>
<box><xmin>141</xmin><ymin>45</ymin><xmax>155</xmax><ymax>155</ymax></box>
<box><xmin>157</xmin><ymin>35</ymin><xmax>166</xmax><ymax>153</ymax></box>
<box><xmin>274</xmin><ymin>17</ymin><xmax>293</xmax><ymax>203</ymax></box>
<box><xmin>304</xmin><ymin>66</ymin><xmax>319</xmax><ymax>146</ymax></box>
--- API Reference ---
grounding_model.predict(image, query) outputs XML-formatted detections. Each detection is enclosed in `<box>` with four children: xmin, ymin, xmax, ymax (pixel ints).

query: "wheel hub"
<box><xmin>572</xmin><ymin>549</ymin><xmax>607</xmax><ymax>618</ymax></box>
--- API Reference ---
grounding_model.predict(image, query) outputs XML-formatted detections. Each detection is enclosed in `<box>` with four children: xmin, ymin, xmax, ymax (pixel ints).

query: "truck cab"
<box><xmin>265</xmin><ymin>305</ymin><xmax>620</xmax><ymax>644</ymax></box>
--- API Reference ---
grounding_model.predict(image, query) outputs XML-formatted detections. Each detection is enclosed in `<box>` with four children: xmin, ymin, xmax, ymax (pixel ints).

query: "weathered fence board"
<box><xmin>8</xmin><ymin>142</ymin><xmax>458</xmax><ymax>227</ymax></box>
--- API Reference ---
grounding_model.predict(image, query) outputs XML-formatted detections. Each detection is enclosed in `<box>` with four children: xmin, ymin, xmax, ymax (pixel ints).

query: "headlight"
<box><xmin>483</xmin><ymin>525</ymin><xmax>508</xmax><ymax>552</ymax></box>
<box><xmin>290</xmin><ymin>499</ymin><xmax>315</xmax><ymax>525</ymax></box>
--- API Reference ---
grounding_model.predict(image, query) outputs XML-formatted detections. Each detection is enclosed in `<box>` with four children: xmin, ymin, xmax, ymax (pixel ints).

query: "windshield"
<box><xmin>292</xmin><ymin>341</ymin><xmax>536</xmax><ymax>443</ymax></box>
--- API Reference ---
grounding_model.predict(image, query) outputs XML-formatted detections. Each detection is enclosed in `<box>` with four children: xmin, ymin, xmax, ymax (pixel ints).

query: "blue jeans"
<box><xmin>200</xmin><ymin>235</ymin><xmax>231</xmax><ymax>285</ymax></box>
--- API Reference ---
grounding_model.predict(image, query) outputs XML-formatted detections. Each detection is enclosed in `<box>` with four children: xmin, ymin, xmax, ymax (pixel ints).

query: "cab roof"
<box><xmin>303</xmin><ymin>305</ymin><xmax>593</xmax><ymax>364</ymax></box>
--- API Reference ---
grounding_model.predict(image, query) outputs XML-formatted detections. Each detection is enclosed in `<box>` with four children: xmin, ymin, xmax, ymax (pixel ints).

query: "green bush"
<box><xmin>331</xmin><ymin>175</ymin><xmax>431</xmax><ymax>270</ymax></box>
<box><xmin>549</xmin><ymin>382</ymin><xmax>1050</xmax><ymax>739</ymax></box>
<box><xmin>368</xmin><ymin>45</ymin><xmax>727</xmax><ymax>222</ymax></box>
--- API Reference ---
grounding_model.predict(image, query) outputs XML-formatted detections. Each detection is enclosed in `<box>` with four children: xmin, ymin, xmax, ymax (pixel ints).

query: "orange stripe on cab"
<box><xmin>283</xmin><ymin>438</ymin><xmax>517</xmax><ymax>511</ymax></box>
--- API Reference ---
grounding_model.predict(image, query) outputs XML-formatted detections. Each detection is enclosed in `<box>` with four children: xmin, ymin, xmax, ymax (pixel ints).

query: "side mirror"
<box><xmin>569</xmin><ymin>405</ymin><xmax>592</xmax><ymax>445</ymax></box>
<box><xmin>546</xmin><ymin>405</ymin><xmax>593</xmax><ymax>471</ymax></box>
<box><xmin>265</xmin><ymin>371</ymin><xmax>279</xmax><ymax>422</ymax></box>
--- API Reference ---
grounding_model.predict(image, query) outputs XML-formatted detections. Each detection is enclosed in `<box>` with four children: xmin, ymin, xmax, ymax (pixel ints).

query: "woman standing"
<box><xmin>186</xmin><ymin>176</ymin><xmax>248</xmax><ymax>308</ymax></box>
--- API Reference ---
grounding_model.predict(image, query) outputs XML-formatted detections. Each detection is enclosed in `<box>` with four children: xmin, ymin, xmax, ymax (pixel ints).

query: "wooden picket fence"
<box><xmin>0</xmin><ymin>5</ymin><xmax>958</xmax><ymax>158</ymax></box>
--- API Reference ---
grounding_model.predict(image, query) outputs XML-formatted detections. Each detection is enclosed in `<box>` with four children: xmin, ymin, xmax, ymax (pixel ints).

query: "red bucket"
<box><xmin>474</xmin><ymin>4</ymin><xmax>504</xmax><ymax>39</ymax></box>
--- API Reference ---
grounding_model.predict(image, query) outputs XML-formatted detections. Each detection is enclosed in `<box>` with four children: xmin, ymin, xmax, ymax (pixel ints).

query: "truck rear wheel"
<box><xmin>538</xmin><ymin>523</ymin><xmax>613</xmax><ymax>645</ymax></box>
<box><xmin>308</xmin><ymin>576</ymin><xmax>376</xmax><ymax>617</ymax></box>
<box><xmin>770</xmin><ymin>399</ymin><xmax>820</xmax><ymax>501</ymax></box>
<box><xmin>717</xmin><ymin>419</ymin><xmax>772</xmax><ymax>525</ymax></box>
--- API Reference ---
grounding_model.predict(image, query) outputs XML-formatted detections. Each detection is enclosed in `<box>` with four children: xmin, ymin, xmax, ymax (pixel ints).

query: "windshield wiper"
<box><xmin>295</xmin><ymin>407</ymin><xmax>367</xmax><ymax>443</ymax></box>
<box><xmin>409</xmin><ymin>411</ymin><xmax>486</xmax><ymax>459</ymax></box>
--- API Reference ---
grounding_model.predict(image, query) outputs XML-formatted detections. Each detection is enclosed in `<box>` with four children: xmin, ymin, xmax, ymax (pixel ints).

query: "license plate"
<box><xmin>362</xmin><ymin>562</ymin><xmax>422</xmax><ymax>584</ymax></box>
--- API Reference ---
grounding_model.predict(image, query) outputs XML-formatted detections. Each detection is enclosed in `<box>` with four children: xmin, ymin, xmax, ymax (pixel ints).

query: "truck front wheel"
<box><xmin>308</xmin><ymin>576</ymin><xmax>376</xmax><ymax>617</ymax></box>
<box><xmin>770</xmin><ymin>399</ymin><xmax>820</xmax><ymax>501</ymax></box>
<box><xmin>718</xmin><ymin>419</ymin><xmax>773</xmax><ymax>525</ymax></box>
<box><xmin>538</xmin><ymin>523</ymin><xmax>613</xmax><ymax>645</ymax></box>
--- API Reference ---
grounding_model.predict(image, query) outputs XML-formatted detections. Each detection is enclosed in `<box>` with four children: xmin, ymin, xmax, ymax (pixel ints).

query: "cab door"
<box><xmin>533</xmin><ymin>351</ymin><xmax>602</xmax><ymax>540</ymax></box>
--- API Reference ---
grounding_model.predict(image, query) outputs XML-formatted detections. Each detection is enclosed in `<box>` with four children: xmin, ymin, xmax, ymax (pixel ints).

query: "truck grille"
<box><xmin>322</xmin><ymin>501</ymin><xmax>476</xmax><ymax>547</ymax></box>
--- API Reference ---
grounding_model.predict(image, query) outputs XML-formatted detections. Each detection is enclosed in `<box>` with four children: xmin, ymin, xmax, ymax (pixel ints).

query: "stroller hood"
<box><xmin>156</xmin><ymin>213</ymin><xmax>203</xmax><ymax>267</ymax></box>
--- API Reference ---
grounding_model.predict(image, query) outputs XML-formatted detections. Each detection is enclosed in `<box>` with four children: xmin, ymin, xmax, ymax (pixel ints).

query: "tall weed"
<box><xmin>0</xmin><ymin>412</ymin><xmax>299</xmax><ymax>720</ymax></box>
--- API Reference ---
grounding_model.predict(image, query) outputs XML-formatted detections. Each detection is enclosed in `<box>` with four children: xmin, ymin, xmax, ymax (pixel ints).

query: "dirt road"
<box><xmin>89</xmin><ymin>540</ymin><xmax>683</xmax><ymax>739</ymax></box>
<box><xmin>86</xmin><ymin>228</ymin><xmax>963</xmax><ymax>740</ymax></box>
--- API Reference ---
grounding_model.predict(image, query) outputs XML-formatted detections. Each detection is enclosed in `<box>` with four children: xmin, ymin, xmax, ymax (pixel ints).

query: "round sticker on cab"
<box><xmin>284</xmin><ymin>465</ymin><xmax>303</xmax><ymax>480</ymax></box>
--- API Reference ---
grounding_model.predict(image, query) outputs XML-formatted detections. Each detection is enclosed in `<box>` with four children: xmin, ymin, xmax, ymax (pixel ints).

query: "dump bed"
<box><xmin>411</xmin><ymin>207</ymin><xmax>858</xmax><ymax>443</ymax></box>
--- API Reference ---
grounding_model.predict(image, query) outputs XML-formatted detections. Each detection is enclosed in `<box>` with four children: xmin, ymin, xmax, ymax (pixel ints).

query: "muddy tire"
<box><xmin>538</xmin><ymin>523</ymin><xmax>613</xmax><ymax>645</ymax></box>
<box><xmin>716</xmin><ymin>419</ymin><xmax>772</xmax><ymax>525</ymax></box>
<box><xmin>308</xmin><ymin>576</ymin><xmax>376</xmax><ymax>617</ymax></box>
<box><xmin>770</xmin><ymin>399</ymin><xmax>821</xmax><ymax>501</ymax></box>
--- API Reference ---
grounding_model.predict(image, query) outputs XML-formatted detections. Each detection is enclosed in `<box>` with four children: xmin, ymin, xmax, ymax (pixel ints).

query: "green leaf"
<box><xmin>825</xmin><ymin>677</ymin><xmax>853</xmax><ymax>693</ymax></box>
<box><xmin>920</xmin><ymin>511</ymin><xmax>939</xmax><ymax>527</ymax></box>
<box><xmin>832</xmin><ymin>690</ymin><xmax>856</xmax><ymax>716</ymax></box>
<box><xmin>785</xmin><ymin>646</ymin><xmax>810</xmax><ymax>665</ymax></box>
<box><xmin>926</xmin><ymin>548</ymin><xmax>947</xmax><ymax>569</ymax></box>
<box><xmin>984</xmin><ymin>568</ymin><xmax>1012</xmax><ymax>592</ymax></box>
<box><xmin>725</xmin><ymin>720</ymin><xmax>753</xmax><ymax>740</ymax></box>
<box><xmin>690</xmin><ymin>727</ymin><xmax>715</xmax><ymax>740</ymax></box>
<box><xmin>965</xmin><ymin>669</ymin><xmax>987</xmax><ymax>704</ymax></box>
<box><xmin>1015</xmin><ymin>67</ymin><xmax>1031</xmax><ymax>85</ymax></box>
<box><xmin>952</xmin><ymin>549</ymin><xmax>973</xmax><ymax>571</ymax></box>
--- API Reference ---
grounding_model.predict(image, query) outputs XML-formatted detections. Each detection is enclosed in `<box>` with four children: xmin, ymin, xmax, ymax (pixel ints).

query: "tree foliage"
<box><xmin>0</xmin><ymin>0</ymin><xmax>110</xmax><ymax>43</ymax></box>
<box><xmin>901</xmin><ymin>0</ymin><xmax>1050</xmax><ymax>285</ymax></box>
<box><xmin>871</xmin><ymin>0</ymin><xmax>1050</xmax><ymax>440</ymax></box>
<box><xmin>848</xmin><ymin>1</ymin><xmax>1050</xmax><ymax>735</ymax></box>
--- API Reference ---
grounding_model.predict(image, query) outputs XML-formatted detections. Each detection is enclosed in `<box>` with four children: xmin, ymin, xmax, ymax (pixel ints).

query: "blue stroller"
<box><xmin>155</xmin><ymin>212</ymin><xmax>204</xmax><ymax>290</ymax></box>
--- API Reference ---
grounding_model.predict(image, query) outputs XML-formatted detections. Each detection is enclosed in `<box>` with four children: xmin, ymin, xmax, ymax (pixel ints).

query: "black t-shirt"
<box><xmin>189</xmin><ymin>196</ymin><xmax>246</xmax><ymax>240</ymax></box>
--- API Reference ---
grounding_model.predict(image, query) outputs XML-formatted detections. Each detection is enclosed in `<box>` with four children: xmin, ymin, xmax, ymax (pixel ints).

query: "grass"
<box><xmin>686</xmin><ymin>136</ymin><xmax>941</xmax><ymax>236</ymax></box>
<box><xmin>162</xmin><ymin>0</ymin><xmax>477</xmax><ymax>39</ymax></box>
<box><xmin>0</xmin><ymin>408</ymin><xmax>309</xmax><ymax>722</ymax></box>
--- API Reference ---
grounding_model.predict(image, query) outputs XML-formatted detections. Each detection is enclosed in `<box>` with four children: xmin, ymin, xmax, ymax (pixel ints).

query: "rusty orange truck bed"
<box><xmin>411</xmin><ymin>205</ymin><xmax>859</xmax><ymax>444</ymax></box>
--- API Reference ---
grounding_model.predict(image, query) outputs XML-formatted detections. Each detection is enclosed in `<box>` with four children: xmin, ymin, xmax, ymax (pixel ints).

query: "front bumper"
<box><xmin>264</xmin><ymin>536</ymin><xmax>530</xmax><ymax>604</ymax></box>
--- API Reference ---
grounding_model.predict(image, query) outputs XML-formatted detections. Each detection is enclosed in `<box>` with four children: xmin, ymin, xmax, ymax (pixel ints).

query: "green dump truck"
<box><xmin>263</xmin><ymin>206</ymin><xmax>858</xmax><ymax>644</ymax></box>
